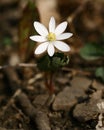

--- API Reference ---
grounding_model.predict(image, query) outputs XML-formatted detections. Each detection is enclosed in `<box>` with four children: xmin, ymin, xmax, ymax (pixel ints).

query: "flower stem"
<box><xmin>44</xmin><ymin>72</ymin><xmax>54</xmax><ymax>94</ymax></box>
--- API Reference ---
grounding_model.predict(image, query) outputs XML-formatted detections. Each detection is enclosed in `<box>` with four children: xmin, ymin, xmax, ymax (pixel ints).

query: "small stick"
<box><xmin>68</xmin><ymin>0</ymin><xmax>90</xmax><ymax>23</ymax></box>
<box><xmin>0</xmin><ymin>63</ymin><xmax>37</xmax><ymax>69</ymax></box>
<box><xmin>44</xmin><ymin>72</ymin><xmax>56</xmax><ymax>106</ymax></box>
<box><xmin>16</xmin><ymin>92</ymin><xmax>51</xmax><ymax>130</ymax></box>
<box><xmin>1</xmin><ymin>89</ymin><xmax>21</xmax><ymax>116</ymax></box>
<box><xmin>44</xmin><ymin>72</ymin><xmax>55</xmax><ymax>94</ymax></box>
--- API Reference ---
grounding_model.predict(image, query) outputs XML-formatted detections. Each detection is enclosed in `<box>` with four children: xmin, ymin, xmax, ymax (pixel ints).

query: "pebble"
<box><xmin>52</xmin><ymin>76</ymin><xmax>92</xmax><ymax>111</ymax></box>
<box><xmin>92</xmin><ymin>80</ymin><xmax>104</xmax><ymax>90</ymax></box>
<box><xmin>33</xmin><ymin>94</ymin><xmax>49</xmax><ymax>107</ymax></box>
<box><xmin>73</xmin><ymin>90</ymin><xmax>103</xmax><ymax>122</ymax></box>
<box><xmin>56</xmin><ymin>77</ymin><xmax>69</xmax><ymax>85</ymax></box>
<box><xmin>70</xmin><ymin>76</ymin><xmax>92</xmax><ymax>91</ymax></box>
<box><xmin>52</xmin><ymin>86</ymin><xmax>87</xmax><ymax>111</ymax></box>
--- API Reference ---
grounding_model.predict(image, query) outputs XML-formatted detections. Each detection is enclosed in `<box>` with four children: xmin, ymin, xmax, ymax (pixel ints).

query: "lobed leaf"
<box><xmin>37</xmin><ymin>53</ymin><xmax>69</xmax><ymax>71</ymax></box>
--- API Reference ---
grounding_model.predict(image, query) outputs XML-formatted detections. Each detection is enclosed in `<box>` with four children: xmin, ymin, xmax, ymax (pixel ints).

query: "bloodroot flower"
<box><xmin>30</xmin><ymin>16</ymin><xmax>73</xmax><ymax>57</ymax></box>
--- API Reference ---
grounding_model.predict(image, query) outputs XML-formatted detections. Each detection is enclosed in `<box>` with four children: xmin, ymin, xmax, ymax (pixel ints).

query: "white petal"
<box><xmin>35</xmin><ymin>42</ymin><xmax>48</xmax><ymax>55</ymax></box>
<box><xmin>56</xmin><ymin>33</ymin><xmax>73</xmax><ymax>40</ymax></box>
<box><xmin>30</xmin><ymin>35</ymin><xmax>47</xmax><ymax>42</ymax></box>
<box><xmin>54</xmin><ymin>41</ymin><xmax>70</xmax><ymax>52</ymax></box>
<box><xmin>49</xmin><ymin>16</ymin><xmax>55</xmax><ymax>33</ymax></box>
<box><xmin>34</xmin><ymin>22</ymin><xmax>48</xmax><ymax>36</ymax></box>
<box><xmin>47</xmin><ymin>43</ymin><xmax>55</xmax><ymax>57</ymax></box>
<box><xmin>55</xmin><ymin>22</ymin><xmax>68</xmax><ymax>35</ymax></box>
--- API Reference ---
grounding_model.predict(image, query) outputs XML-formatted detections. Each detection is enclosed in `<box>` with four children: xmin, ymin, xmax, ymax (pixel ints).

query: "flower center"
<box><xmin>47</xmin><ymin>32</ymin><xmax>56</xmax><ymax>42</ymax></box>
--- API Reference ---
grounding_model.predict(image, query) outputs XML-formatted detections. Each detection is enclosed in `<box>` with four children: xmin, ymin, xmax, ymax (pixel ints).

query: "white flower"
<box><xmin>30</xmin><ymin>16</ymin><xmax>73</xmax><ymax>57</ymax></box>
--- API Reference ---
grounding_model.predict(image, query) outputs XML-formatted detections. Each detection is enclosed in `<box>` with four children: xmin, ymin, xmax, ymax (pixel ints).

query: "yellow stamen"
<box><xmin>47</xmin><ymin>32</ymin><xmax>56</xmax><ymax>42</ymax></box>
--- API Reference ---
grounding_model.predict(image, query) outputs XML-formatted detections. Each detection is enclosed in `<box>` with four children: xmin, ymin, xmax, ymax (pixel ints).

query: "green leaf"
<box><xmin>52</xmin><ymin>53</ymin><xmax>69</xmax><ymax>69</ymax></box>
<box><xmin>80</xmin><ymin>43</ymin><xmax>104</xmax><ymax>60</ymax></box>
<box><xmin>37</xmin><ymin>55</ymin><xmax>51</xmax><ymax>71</ymax></box>
<box><xmin>18</xmin><ymin>1</ymin><xmax>39</xmax><ymax>62</ymax></box>
<box><xmin>37</xmin><ymin>53</ymin><xmax>69</xmax><ymax>72</ymax></box>
<box><xmin>95</xmin><ymin>67</ymin><xmax>104</xmax><ymax>82</ymax></box>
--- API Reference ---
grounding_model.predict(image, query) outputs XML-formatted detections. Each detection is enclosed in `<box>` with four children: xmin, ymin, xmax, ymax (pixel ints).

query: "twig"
<box><xmin>18</xmin><ymin>63</ymin><xmax>37</xmax><ymax>67</ymax></box>
<box><xmin>67</xmin><ymin>0</ymin><xmax>90</xmax><ymax>23</ymax></box>
<box><xmin>62</xmin><ymin>67</ymin><xmax>92</xmax><ymax>76</ymax></box>
<box><xmin>1</xmin><ymin>89</ymin><xmax>21</xmax><ymax>116</ymax></box>
<box><xmin>3</xmin><ymin>67</ymin><xmax>21</xmax><ymax>92</ymax></box>
<box><xmin>0</xmin><ymin>63</ymin><xmax>37</xmax><ymax>69</ymax></box>
<box><xmin>0</xmin><ymin>54</ymin><xmax>52</xmax><ymax>129</ymax></box>
<box><xmin>16</xmin><ymin>92</ymin><xmax>51</xmax><ymax>130</ymax></box>
<box><xmin>1</xmin><ymin>67</ymin><xmax>22</xmax><ymax>114</ymax></box>
<box><xmin>3</xmin><ymin>67</ymin><xmax>51</xmax><ymax>130</ymax></box>
<box><xmin>44</xmin><ymin>72</ymin><xmax>55</xmax><ymax>94</ymax></box>
<box><xmin>67</xmin><ymin>0</ymin><xmax>90</xmax><ymax>34</ymax></box>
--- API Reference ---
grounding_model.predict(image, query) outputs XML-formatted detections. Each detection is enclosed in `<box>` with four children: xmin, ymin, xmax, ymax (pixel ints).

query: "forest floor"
<box><xmin>0</xmin><ymin>0</ymin><xmax>104</xmax><ymax>130</ymax></box>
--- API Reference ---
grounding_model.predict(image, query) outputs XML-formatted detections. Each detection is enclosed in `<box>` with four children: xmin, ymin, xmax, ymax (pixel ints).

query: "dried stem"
<box><xmin>44</xmin><ymin>72</ymin><xmax>54</xmax><ymax>94</ymax></box>
<box><xmin>67</xmin><ymin>0</ymin><xmax>90</xmax><ymax>23</ymax></box>
<box><xmin>0</xmin><ymin>63</ymin><xmax>37</xmax><ymax>69</ymax></box>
